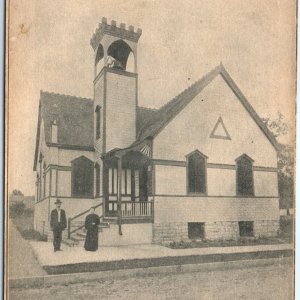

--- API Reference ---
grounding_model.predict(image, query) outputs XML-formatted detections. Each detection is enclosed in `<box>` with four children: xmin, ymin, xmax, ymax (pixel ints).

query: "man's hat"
<box><xmin>54</xmin><ymin>199</ymin><xmax>62</xmax><ymax>205</ymax></box>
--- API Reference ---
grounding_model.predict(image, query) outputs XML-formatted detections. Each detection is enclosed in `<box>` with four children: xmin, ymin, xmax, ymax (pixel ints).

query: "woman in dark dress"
<box><xmin>84</xmin><ymin>207</ymin><xmax>100</xmax><ymax>251</ymax></box>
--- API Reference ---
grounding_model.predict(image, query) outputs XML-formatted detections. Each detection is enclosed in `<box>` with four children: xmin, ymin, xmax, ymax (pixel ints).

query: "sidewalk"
<box><xmin>29</xmin><ymin>240</ymin><xmax>293</xmax><ymax>275</ymax></box>
<box><xmin>9</xmin><ymin>220</ymin><xmax>46</xmax><ymax>279</ymax></box>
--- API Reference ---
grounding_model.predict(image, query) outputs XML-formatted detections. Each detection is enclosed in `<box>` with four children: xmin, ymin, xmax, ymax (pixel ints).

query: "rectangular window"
<box><xmin>188</xmin><ymin>222</ymin><xmax>205</xmax><ymax>239</ymax></box>
<box><xmin>239</xmin><ymin>221</ymin><xmax>254</xmax><ymax>237</ymax></box>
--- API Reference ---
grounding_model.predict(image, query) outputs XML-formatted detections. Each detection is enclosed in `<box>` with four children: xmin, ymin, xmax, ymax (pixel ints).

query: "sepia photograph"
<box><xmin>5</xmin><ymin>1</ymin><xmax>296</xmax><ymax>299</ymax></box>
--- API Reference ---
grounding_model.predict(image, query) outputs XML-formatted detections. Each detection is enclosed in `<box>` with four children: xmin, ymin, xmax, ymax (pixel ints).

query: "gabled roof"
<box><xmin>33</xmin><ymin>91</ymin><xmax>94</xmax><ymax>170</ymax></box>
<box><xmin>136</xmin><ymin>106</ymin><xmax>158</xmax><ymax>133</ymax></box>
<box><xmin>136</xmin><ymin>63</ymin><xmax>279</xmax><ymax>151</ymax></box>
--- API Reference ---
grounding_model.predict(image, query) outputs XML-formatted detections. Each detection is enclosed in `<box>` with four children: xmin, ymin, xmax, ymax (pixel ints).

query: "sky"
<box><xmin>7</xmin><ymin>0</ymin><xmax>296</xmax><ymax>196</ymax></box>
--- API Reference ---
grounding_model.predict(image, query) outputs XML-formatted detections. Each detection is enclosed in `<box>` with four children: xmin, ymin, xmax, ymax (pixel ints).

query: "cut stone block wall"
<box><xmin>205</xmin><ymin>221</ymin><xmax>239</xmax><ymax>240</ymax></box>
<box><xmin>152</xmin><ymin>220</ymin><xmax>279</xmax><ymax>244</ymax></box>
<box><xmin>254</xmin><ymin>220</ymin><xmax>279</xmax><ymax>238</ymax></box>
<box><xmin>152</xmin><ymin>222</ymin><xmax>189</xmax><ymax>244</ymax></box>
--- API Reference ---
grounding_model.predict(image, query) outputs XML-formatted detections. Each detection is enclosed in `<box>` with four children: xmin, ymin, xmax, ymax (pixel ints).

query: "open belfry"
<box><xmin>34</xmin><ymin>18</ymin><xmax>280</xmax><ymax>246</ymax></box>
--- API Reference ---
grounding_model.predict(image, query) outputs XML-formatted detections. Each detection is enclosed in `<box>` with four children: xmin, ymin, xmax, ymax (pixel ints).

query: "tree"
<box><xmin>262</xmin><ymin>113</ymin><xmax>294</xmax><ymax>209</ymax></box>
<box><xmin>12</xmin><ymin>189</ymin><xmax>24</xmax><ymax>196</ymax></box>
<box><xmin>262</xmin><ymin>112</ymin><xmax>289</xmax><ymax>139</ymax></box>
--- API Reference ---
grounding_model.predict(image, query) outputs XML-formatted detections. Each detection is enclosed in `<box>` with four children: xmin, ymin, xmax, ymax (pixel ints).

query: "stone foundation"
<box><xmin>254</xmin><ymin>220</ymin><xmax>279</xmax><ymax>238</ymax></box>
<box><xmin>205</xmin><ymin>221</ymin><xmax>239</xmax><ymax>240</ymax></box>
<box><xmin>152</xmin><ymin>222</ymin><xmax>189</xmax><ymax>244</ymax></box>
<box><xmin>153</xmin><ymin>220</ymin><xmax>279</xmax><ymax>244</ymax></box>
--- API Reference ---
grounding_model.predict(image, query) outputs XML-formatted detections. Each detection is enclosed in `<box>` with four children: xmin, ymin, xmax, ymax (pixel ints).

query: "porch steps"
<box><xmin>63</xmin><ymin>221</ymin><xmax>110</xmax><ymax>247</ymax></box>
<box><xmin>62</xmin><ymin>239</ymin><xmax>79</xmax><ymax>247</ymax></box>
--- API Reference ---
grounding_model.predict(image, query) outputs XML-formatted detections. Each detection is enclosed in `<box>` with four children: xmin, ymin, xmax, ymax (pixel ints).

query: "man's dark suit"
<box><xmin>50</xmin><ymin>209</ymin><xmax>67</xmax><ymax>251</ymax></box>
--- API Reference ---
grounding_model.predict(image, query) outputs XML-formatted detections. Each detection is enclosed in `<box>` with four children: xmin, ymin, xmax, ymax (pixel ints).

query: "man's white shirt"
<box><xmin>57</xmin><ymin>209</ymin><xmax>61</xmax><ymax>222</ymax></box>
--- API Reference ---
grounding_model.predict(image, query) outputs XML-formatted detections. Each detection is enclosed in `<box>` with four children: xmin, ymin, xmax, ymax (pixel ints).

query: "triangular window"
<box><xmin>210</xmin><ymin>117</ymin><xmax>231</xmax><ymax>140</ymax></box>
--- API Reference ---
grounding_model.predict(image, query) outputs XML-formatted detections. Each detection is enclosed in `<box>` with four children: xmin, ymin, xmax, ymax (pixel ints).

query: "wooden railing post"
<box><xmin>151</xmin><ymin>200</ymin><xmax>154</xmax><ymax>223</ymax></box>
<box><xmin>67</xmin><ymin>218</ymin><xmax>71</xmax><ymax>239</ymax></box>
<box><xmin>117</xmin><ymin>156</ymin><xmax>123</xmax><ymax>235</ymax></box>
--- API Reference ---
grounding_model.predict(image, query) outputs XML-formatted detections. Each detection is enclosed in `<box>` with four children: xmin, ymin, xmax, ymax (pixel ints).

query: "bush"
<box><xmin>10</xmin><ymin>202</ymin><xmax>25</xmax><ymax>218</ymax></box>
<box><xmin>20</xmin><ymin>229</ymin><xmax>48</xmax><ymax>241</ymax></box>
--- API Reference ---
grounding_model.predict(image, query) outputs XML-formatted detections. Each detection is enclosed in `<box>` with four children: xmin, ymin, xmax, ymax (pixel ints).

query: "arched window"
<box><xmin>95</xmin><ymin>163</ymin><xmax>100</xmax><ymax>197</ymax></box>
<box><xmin>187</xmin><ymin>150</ymin><xmax>207</xmax><ymax>194</ymax></box>
<box><xmin>236</xmin><ymin>154</ymin><xmax>254</xmax><ymax>196</ymax></box>
<box><xmin>126</xmin><ymin>51</ymin><xmax>135</xmax><ymax>73</ymax></box>
<box><xmin>107</xmin><ymin>39</ymin><xmax>134</xmax><ymax>71</ymax></box>
<box><xmin>71</xmin><ymin>156</ymin><xmax>94</xmax><ymax>197</ymax></box>
<box><xmin>95</xmin><ymin>105</ymin><xmax>101</xmax><ymax>139</ymax></box>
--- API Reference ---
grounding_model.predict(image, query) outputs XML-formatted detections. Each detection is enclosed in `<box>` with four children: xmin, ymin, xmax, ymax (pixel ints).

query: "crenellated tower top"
<box><xmin>90</xmin><ymin>17</ymin><xmax>142</xmax><ymax>51</ymax></box>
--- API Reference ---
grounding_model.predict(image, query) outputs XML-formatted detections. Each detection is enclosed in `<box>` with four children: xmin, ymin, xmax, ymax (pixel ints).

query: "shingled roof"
<box><xmin>33</xmin><ymin>91</ymin><xmax>94</xmax><ymax>170</ymax></box>
<box><xmin>136</xmin><ymin>63</ymin><xmax>279</xmax><ymax>151</ymax></box>
<box><xmin>34</xmin><ymin>64</ymin><xmax>279</xmax><ymax>169</ymax></box>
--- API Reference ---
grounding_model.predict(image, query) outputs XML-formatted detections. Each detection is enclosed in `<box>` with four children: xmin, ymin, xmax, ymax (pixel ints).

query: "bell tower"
<box><xmin>91</xmin><ymin>18</ymin><xmax>142</xmax><ymax>159</ymax></box>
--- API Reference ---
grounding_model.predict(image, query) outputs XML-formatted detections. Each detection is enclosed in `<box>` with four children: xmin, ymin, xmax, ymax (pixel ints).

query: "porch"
<box><xmin>102</xmin><ymin>145</ymin><xmax>154</xmax><ymax>230</ymax></box>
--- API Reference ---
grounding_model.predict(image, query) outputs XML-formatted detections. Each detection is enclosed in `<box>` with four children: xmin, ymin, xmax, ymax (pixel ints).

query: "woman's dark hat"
<box><xmin>55</xmin><ymin>199</ymin><xmax>62</xmax><ymax>204</ymax></box>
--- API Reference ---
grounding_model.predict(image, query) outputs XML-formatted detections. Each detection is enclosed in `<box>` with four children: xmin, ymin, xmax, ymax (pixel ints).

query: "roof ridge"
<box><xmin>136</xmin><ymin>64</ymin><xmax>227</xmax><ymax>140</ymax></box>
<box><xmin>40</xmin><ymin>90</ymin><xmax>93</xmax><ymax>101</ymax></box>
<box><xmin>157</xmin><ymin>64</ymin><xmax>223</xmax><ymax>114</ymax></box>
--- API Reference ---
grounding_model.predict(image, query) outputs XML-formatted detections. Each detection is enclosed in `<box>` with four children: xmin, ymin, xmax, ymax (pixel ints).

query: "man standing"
<box><xmin>50</xmin><ymin>199</ymin><xmax>67</xmax><ymax>252</ymax></box>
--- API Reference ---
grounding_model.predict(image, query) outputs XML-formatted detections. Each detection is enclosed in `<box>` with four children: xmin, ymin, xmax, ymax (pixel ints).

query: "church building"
<box><xmin>33</xmin><ymin>18</ymin><xmax>280</xmax><ymax>246</ymax></box>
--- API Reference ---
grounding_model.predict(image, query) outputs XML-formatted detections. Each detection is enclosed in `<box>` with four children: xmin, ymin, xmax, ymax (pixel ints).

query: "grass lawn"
<box><xmin>11</xmin><ymin>210</ymin><xmax>47</xmax><ymax>241</ymax></box>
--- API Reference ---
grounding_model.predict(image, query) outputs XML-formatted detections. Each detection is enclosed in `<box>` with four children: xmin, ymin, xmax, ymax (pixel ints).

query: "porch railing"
<box><xmin>108</xmin><ymin>200</ymin><xmax>153</xmax><ymax>218</ymax></box>
<box><xmin>67</xmin><ymin>203</ymin><xmax>103</xmax><ymax>239</ymax></box>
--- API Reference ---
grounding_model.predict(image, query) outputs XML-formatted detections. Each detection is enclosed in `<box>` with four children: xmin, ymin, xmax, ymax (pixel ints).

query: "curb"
<box><xmin>10</xmin><ymin>255</ymin><xmax>293</xmax><ymax>289</ymax></box>
<box><xmin>42</xmin><ymin>248</ymin><xmax>293</xmax><ymax>275</ymax></box>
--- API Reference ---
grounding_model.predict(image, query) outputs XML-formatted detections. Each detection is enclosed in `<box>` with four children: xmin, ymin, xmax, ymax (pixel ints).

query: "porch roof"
<box><xmin>102</xmin><ymin>137</ymin><xmax>152</xmax><ymax>161</ymax></box>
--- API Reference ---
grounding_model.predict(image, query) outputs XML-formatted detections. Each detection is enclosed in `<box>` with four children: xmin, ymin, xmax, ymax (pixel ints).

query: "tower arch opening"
<box><xmin>107</xmin><ymin>39</ymin><xmax>135</xmax><ymax>72</ymax></box>
<box><xmin>95</xmin><ymin>44</ymin><xmax>104</xmax><ymax>75</ymax></box>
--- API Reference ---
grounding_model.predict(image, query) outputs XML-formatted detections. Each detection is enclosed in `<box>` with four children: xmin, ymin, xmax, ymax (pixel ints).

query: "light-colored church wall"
<box><xmin>153</xmin><ymin>74</ymin><xmax>277</xmax><ymax>168</ymax></box>
<box><xmin>154</xmin><ymin>196</ymin><xmax>279</xmax><ymax>223</ymax></box>
<box><xmin>34</xmin><ymin>197</ymin><xmax>104</xmax><ymax>238</ymax></box>
<box><xmin>57</xmin><ymin>170</ymin><xmax>71</xmax><ymax>197</ymax></box>
<box><xmin>48</xmin><ymin>197</ymin><xmax>103</xmax><ymax>221</ymax></box>
<box><xmin>155</xmin><ymin>165</ymin><xmax>186</xmax><ymax>195</ymax></box>
<box><xmin>152</xmin><ymin>196</ymin><xmax>279</xmax><ymax>243</ymax></box>
<box><xmin>50</xmin><ymin>169</ymin><xmax>56</xmax><ymax>196</ymax></box>
<box><xmin>100</xmin><ymin>223</ymin><xmax>152</xmax><ymax>246</ymax></box>
<box><xmin>94</xmin><ymin>75</ymin><xmax>104</xmax><ymax>158</ymax></box>
<box><xmin>45</xmin><ymin>171</ymin><xmax>50</xmax><ymax>197</ymax></box>
<box><xmin>106</xmin><ymin>72</ymin><xmax>136</xmax><ymax>151</ymax></box>
<box><xmin>58</xmin><ymin>149</ymin><xmax>94</xmax><ymax>167</ymax></box>
<box><xmin>207</xmin><ymin>168</ymin><xmax>235</xmax><ymax>196</ymax></box>
<box><xmin>254</xmin><ymin>171</ymin><xmax>278</xmax><ymax>197</ymax></box>
<box><xmin>154</xmin><ymin>164</ymin><xmax>277</xmax><ymax>197</ymax></box>
<box><xmin>34</xmin><ymin>198</ymin><xmax>50</xmax><ymax>233</ymax></box>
